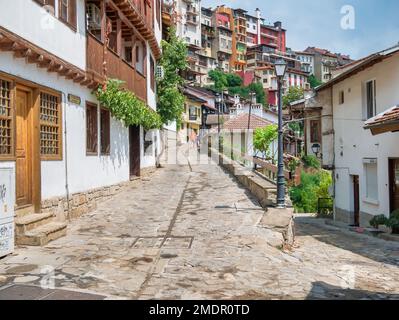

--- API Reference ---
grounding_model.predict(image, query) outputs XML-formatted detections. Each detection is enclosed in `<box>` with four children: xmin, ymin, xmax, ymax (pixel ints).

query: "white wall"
<box><xmin>0</xmin><ymin>0</ymin><xmax>87</xmax><ymax>70</ymax></box>
<box><xmin>333</xmin><ymin>54</ymin><xmax>399</xmax><ymax>219</ymax></box>
<box><xmin>0</xmin><ymin>51</ymin><xmax>130</xmax><ymax>200</ymax></box>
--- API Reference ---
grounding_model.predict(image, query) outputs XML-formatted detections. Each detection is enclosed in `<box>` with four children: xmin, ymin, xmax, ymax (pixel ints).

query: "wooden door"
<box><xmin>15</xmin><ymin>89</ymin><xmax>32</xmax><ymax>207</ymax></box>
<box><xmin>353</xmin><ymin>175</ymin><xmax>360</xmax><ymax>226</ymax></box>
<box><xmin>129</xmin><ymin>125</ymin><xmax>141</xmax><ymax>177</ymax></box>
<box><xmin>389</xmin><ymin>159</ymin><xmax>399</xmax><ymax>214</ymax></box>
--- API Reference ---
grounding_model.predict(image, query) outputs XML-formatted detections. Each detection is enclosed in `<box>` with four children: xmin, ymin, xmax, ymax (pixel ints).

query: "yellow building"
<box><xmin>180</xmin><ymin>90</ymin><xmax>206</xmax><ymax>143</ymax></box>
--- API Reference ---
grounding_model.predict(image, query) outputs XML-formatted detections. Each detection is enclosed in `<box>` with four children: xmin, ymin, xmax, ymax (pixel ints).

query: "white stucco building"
<box><xmin>312</xmin><ymin>45</ymin><xmax>399</xmax><ymax>227</ymax></box>
<box><xmin>0</xmin><ymin>0</ymin><xmax>162</xmax><ymax>245</ymax></box>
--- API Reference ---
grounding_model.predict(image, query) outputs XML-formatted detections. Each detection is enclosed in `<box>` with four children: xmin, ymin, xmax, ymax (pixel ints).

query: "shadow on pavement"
<box><xmin>295</xmin><ymin>217</ymin><xmax>399</xmax><ymax>267</ymax></box>
<box><xmin>307</xmin><ymin>281</ymin><xmax>399</xmax><ymax>300</ymax></box>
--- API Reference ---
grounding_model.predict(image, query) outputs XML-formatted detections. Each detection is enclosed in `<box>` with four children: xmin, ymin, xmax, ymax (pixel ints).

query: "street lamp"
<box><xmin>311</xmin><ymin>143</ymin><xmax>321</xmax><ymax>158</ymax></box>
<box><xmin>274</xmin><ymin>58</ymin><xmax>287</xmax><ymax>209</ymax></box>
<box><xmin>215</xmin><ymin>92</ymin><xmax>222</xmax><ymax>152</ymax></box>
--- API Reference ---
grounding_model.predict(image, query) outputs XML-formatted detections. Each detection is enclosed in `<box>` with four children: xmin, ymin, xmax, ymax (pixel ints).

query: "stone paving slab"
<box><xmin>0</xmin><ymin>284</ymin><xmax>106</xmax><ymax>300</ymax></box>
<box><xmin>0</xmin><ymin>146</ymin><xmax>398</xmax><ymax>300</ymax></box>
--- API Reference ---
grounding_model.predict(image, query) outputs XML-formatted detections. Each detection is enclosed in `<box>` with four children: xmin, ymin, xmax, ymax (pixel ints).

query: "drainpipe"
<box><xmin>61</xmin><ymin>92</ymin><xmax>71</xmax><ymax>222</ymax></box>
<box><xmin>330</xmin><ymin>86</ymin><xmax>337</xmax><ymax>220</ymax></box>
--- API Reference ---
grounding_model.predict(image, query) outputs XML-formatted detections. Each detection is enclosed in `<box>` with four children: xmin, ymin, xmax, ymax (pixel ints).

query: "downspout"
<box><xmin>61</xmin><ymin>92</ymin><xmax>71</xmax><ymax>222</ymax></box>
<box><xmin>331</xmin><ymin>86</ymin><xmax>337</xmax><ymax>220</ymax></box>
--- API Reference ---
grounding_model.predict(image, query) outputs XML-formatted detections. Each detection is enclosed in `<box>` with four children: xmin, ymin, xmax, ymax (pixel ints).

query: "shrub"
<box><xmin>253</xmin><ymin>125</ymin><xmax>278</xmax><ymax>159</ymax></box>
<box><xmin>369</xmin><ymin>215</ymin><xmax>389</xmax><ymax>229</ymax></box>
<box><xmin>387</xmin><ymin>209</ymin><xmax>399</xmax><ymax>234</ymax></box>
<box><xmin>302</xmin><ymin>155</ymin><xmax>321</xmax><ymax>169</ymax></box>
<box><xmin>289</xmin><ymin>169</ymin><xmax>332</xmax><ymax>213</ymax></box>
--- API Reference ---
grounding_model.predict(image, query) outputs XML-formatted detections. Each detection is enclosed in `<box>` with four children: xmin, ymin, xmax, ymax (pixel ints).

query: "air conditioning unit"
<box><xmin>87</xmin><ymin>3</ymin><xmax>101</xmax><ymax>30</ymax></box>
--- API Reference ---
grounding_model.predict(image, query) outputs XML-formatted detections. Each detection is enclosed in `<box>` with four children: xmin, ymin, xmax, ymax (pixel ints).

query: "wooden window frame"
<box><xmin>100</xmin><ymin>107</ymin><xmax>111</xmax><ymax>156</ymax></box>
<box><xmin>310</xmin><ymin>119</ymin><xmax>321</xmax><ymax>144</ymax></box>
<box><xmin>86</xmin><ymin>102</ymin><xmax>98</xmax><ymax>156</ymax></box>
<box><xmin>58</xmin><ymin>0</ymin><xmax>77</xmax><ymax>32</ymax></box>
<box><xmin>39</xmin><ymin>90</ymin><xmax>63</xmax><ymax>161</ymax></box>
<box><xmin>0</xmin><ymin>76</ymin><xmax>15</xmax><ymax>161</ymax></box>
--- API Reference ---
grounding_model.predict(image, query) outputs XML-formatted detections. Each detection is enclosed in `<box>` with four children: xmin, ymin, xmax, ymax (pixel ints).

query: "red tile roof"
<box><xmin>364</xmin><ymin>105</ymin><xmax>399</xmax><ymax>127</ymax></box>
<box><xmin>223</xmin><ymin>113</ymin><xmax>272</xmax><ymax>130</ymax></box>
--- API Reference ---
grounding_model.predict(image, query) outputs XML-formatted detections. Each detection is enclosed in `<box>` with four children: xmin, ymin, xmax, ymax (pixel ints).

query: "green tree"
<box><xmin>253</xmin><ymin>125</ymin><xmax>278</xmax><ymax>160</ymax></box>
<box><xmin>157</xmin><ymin>27</ymin><xmax>188</xmax><ymax>124</ymax></box>
<box><xmin>289</xmin><ymin>169</ymin><xmax>332</xmax><ymax>213</ymax></box>
<box><xmin>248</xmin><ymin>82</ymin><xmax>266</xmax><ymax>105</ymax></box>
<box><xmin>308</xmin><ymin>74</ymin><xmax>322</xmax><ymax>88</ymax></box>
<box><xmin>208</xmin><ymin>69</ymin><xmax>228</xmax><ymax>92</ymax></box>
<box><xmin>282</xmin><ymin>86</ymin><xmax>304</xmax><ymax>108</ymax></box>
<box><xmin>226</xmin><ymin>73</ymin><xmax>243</xmax><ymax>87</ymax></box>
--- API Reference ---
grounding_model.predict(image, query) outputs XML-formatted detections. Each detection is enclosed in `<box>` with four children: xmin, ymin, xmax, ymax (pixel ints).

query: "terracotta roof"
<box><xmin>364</xmin><ymin>105</ymin><xmax>399</xmax><ymax>127</ymax></box>
<box><xmin>223</xmin><ymin>114</ymin><xmax>272</xmax><ymax>130</ymax></box>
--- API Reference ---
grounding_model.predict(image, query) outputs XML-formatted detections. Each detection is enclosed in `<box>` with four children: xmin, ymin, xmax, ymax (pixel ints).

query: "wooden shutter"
<box><xmin>86</xmin><ymin>102</ymin><xmax>98</xmax><ymax>155</ymax></box>
<box><xmin>100</xmin><ymin>108</ymin><xmax>110</xmax><ymax>155</ymax></box>
<box><xmin>68</xmin><ymin>0</ymin><xmax>77</xmax><ymax>30</ymax></box>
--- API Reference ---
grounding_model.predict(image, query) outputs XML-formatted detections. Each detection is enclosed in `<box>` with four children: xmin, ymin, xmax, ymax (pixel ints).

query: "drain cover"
<box><xmin>132</xmin><ymin>236</ymin><xmax>193</xmax><ymax>249</ymax></box>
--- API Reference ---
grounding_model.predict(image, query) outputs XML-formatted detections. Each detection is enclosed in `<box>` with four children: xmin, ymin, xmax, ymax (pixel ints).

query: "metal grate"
<box><xmin>0</xmin><ymin>79</ymin><xmax>12</xmax><ymax>156</ymax></box>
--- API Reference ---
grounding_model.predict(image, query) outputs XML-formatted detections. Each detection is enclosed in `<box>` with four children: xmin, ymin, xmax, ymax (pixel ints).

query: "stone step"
<box><xmin>15</xmin><ymin>205</ymin><xmax>35</xmax><ymax>217</ymax></box>
<box><xmin>16</xmin><ymin>222</ymin><xmax>67</xmax><ymax>246</ymax></box>
<box><xmin>15</xmin><ymin>212</ymin><xmax>55</xmax><ymax>234</ymax></box>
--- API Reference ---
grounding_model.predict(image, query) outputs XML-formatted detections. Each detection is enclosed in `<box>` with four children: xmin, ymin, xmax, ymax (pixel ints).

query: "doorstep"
<box><xmin>325</xmin><ymin>219</ymin><xmax>399</xmax><ymax>243</ymax></box>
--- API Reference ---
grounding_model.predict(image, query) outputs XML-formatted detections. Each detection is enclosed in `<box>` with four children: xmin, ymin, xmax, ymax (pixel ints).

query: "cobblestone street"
<box><xmin>1</xmin><ymin>152</ymin><xmax>399</xmax><ymax>300</ymax></box>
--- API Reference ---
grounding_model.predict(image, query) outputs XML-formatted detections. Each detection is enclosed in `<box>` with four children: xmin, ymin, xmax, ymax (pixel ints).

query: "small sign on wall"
<box><xmin>68</xmin><ymin>94</ymin><xmax>82</xmax><ymax>105</ymax></box>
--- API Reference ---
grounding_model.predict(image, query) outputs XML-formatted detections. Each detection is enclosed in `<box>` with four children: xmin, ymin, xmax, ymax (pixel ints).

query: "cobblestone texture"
<box><xmin>0</xmin><ymin>148</ymin><xmax>398</xmax><ymax>300</ymax></box>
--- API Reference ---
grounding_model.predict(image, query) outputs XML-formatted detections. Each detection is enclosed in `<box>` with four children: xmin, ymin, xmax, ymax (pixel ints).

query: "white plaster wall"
<box><xmin>333</xmin><ymin>54</ymin><xmax>399</xmax><ymax>218</ymax></box>
<box><xmin>0</xmin><ymin>0</ymin><xmax>87</xmax><ymax>70</ymax></box>
<box><xmin>0</xmin><ymin>51</ymin><xmax>130</xmax><ymax>200</ymax></box>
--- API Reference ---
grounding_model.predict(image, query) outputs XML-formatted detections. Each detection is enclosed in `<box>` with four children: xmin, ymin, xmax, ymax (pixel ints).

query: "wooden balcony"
<box><xmin>87</xmin><ymin>34</ymin><xmax>147</xmax><ymax>102</ymax></box>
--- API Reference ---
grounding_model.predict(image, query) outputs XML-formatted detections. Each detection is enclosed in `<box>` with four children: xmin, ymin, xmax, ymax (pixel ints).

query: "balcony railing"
<box><xmin>87</xmin><ymin>34</ymin><xmax>147</xmax><ymax>102</ymax></box>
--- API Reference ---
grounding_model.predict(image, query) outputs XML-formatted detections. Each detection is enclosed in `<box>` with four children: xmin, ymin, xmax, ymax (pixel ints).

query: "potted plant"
<box><xmin>387</xmin><ymin>209</ymin><xmax>399</xmax><ymax>234</ymax></box>
<box><xmin>369</xmin><ymin>214</ymin><xmax>389</xmax><ymax>230</ymax></box>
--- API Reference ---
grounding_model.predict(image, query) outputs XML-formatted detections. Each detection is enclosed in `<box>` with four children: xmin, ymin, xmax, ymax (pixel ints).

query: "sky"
<box><xmin>202</xmin><ymin>0</ymin><xmax>399</xmax><ymax>59</ymax></box>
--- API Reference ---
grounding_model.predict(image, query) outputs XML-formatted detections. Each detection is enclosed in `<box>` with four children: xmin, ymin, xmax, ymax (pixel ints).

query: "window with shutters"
<box><xmin>40</xmin><ymin>92</ymin><xmax>62</xmax><ymax>160</ymax></box>
<box><xmin>100</xmin><ymin>108</ymin><xmax>110</xmax><ymax>155</ymax></box>
<box><xmin>86</xmin><ymin>102</ymin><xmax>98</xmax><ymax>155</ymax></box>
<box><xmin>0</xmin><ymin>79</ymin><xmax>13</xmax><ymax>158</ymax></box>
<box><xmin>58</xmin><ymin>0</ymin><xmax>77</xmax><ymax>31</ymax></box>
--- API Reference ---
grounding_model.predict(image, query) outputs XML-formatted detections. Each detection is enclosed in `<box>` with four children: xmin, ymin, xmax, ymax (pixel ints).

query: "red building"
<box><xmin>259</xmin><ymin>21</ymin><xmax>286</xmax><ymax>53</ymax></box>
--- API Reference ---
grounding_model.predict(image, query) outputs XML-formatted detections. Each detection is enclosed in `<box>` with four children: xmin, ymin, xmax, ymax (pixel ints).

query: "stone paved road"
<box><xmin>1</xmin><ymin>151</ymin><xmax>399</xmax><ymax>300</ymax></box>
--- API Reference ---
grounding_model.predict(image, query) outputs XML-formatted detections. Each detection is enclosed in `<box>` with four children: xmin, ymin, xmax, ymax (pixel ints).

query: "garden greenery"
<box><xmin>96</xmin><ymin>79</ymin><xmax>162</xmax><ymax>130</ymax></box>
<box><xmin>289</xmin><ymin>169</ymin><xmax>332</xmax><ymax>213</ymax></box>
<box><xmin>253</xmin><ymin>125</ymin><xmax>278</xmax><ymax>160</ymax></box>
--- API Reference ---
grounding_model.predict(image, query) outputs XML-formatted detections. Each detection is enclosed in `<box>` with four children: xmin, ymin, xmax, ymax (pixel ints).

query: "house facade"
<box><xmin>311</xmin><ymin>45</ymin><xmax>399</xmax><ymax>227</ymax></box>
<box><xmin>0</xmin><ymin>0</ymin><xmax>162</xmax><ymax>245</ymax></box>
